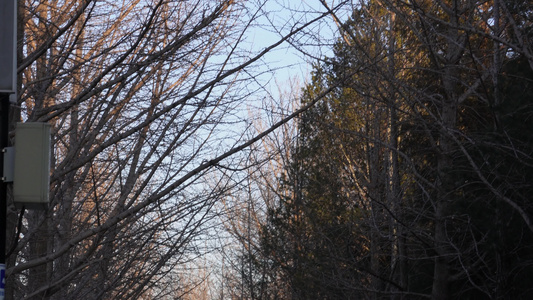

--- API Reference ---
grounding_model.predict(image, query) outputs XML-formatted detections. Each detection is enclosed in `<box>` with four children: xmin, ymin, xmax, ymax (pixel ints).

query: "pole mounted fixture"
<box><xmin>13</xmin><ymin>123</ymin><xmax>51</xmax><ymax>210</ymax></box>
<box><xmin>0</xmin><ymin>0</ymin><xmax>17</xmax><ymax>94</ymax></box>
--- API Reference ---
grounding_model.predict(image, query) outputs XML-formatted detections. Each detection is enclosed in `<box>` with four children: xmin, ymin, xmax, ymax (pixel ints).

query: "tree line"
<box><xmin>5</xmin><ymin>0</ymin><xmax>330</xmax><ymax>298</ymax></box>
<box><xmin>224</xmin><ymin>0</ymin><xmax>533</xmax><ymax>299</ymax></box>
<box><xmin>4</xmin><ymin>0</ymin><xmax>533</xmax><ymax>299</ymax></box>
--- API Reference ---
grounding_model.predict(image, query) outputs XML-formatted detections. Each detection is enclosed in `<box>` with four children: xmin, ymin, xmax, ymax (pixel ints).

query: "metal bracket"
<box><xmin>2</xmin><ymin>147</ymin><xmax>14</xmax><ymax>182</ymax></box>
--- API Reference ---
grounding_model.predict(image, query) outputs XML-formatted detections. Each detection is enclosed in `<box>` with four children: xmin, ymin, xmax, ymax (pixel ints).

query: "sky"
<box><xmin>246</xmin><ymin>0</ymin><xmax>346</xmax><ymax>96</ymax></box>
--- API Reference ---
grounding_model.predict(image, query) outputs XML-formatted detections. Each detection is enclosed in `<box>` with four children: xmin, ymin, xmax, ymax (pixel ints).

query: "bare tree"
<box><xmin>5</xmin><ymin>0</ymin><xmax>331</xmax><ymax>299</ymax></box>
<box><xmin>217</xmin><ymin>79</ymin><xmax>302</xmax><ymax>299</ymax></box>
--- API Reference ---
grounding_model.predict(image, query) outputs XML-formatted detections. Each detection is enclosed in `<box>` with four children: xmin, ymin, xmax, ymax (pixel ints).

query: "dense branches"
<box><xmin>6</xmin><ymin>0</ymin><xmax>533</xmax><ymax>299</ymax></box>
<box><xmin>250</xmin><ymin>0</ymin><xmax>533</xmax><ymax>299</ymax></box>
<box><xmin>6</xmin><ymin>0</ymin><xmax>331</xmax><ymax>299</ymax></box>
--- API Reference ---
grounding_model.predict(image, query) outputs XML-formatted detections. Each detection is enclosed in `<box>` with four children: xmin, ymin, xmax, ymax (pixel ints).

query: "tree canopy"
<box><xmin>254</xmin><ymin>0</ymin><xmax>533</xmax><ymax>299</ymax></box>
<box><xmin>3</xmin><ymin>0</ymin><xmax>533</xmax><ymax>299</ymax></box>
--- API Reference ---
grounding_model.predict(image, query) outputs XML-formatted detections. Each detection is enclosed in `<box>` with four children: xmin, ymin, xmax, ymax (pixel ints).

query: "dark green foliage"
<box><xmin>261</xmin><ymin>98</ymin><xmax>370</xmax><ymax>299</ymax></box>
<box><xmin>257</xmin><ymin>0</ymin><xmax>533</xmax><ymax>299</ymax></box>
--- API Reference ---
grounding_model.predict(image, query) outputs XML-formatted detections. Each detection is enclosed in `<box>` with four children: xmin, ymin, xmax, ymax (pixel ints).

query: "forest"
<box><xmin>2</xmin><ymin>0</ymin><xmax>533</xmax><ymax>299</ymax></box>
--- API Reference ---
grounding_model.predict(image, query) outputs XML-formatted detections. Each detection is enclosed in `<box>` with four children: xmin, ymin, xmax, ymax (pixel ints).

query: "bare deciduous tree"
<box><xmin>5</xmin><ymin>0</ymin><xmax>330</xmax><ymax>299</ymax></box>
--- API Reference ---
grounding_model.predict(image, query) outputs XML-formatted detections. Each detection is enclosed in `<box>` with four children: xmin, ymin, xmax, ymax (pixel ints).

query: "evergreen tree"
<box><xmin>258</xmin><ymin>0</ymin><xmax>533</xmax><ymax>298</ymax></box>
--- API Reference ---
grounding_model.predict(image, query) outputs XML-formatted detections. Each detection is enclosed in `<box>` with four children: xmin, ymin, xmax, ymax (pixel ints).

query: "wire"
<box><xmin>6</xmin><ymin>205</ymin><xmax>25</xmax><ymax>259</ymax></box>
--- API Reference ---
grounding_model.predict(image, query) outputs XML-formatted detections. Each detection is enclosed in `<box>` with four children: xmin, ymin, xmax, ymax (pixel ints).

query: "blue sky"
<box><xmin>247</xmin><ymin>0</ymin><xmax>346</xmax><ymax>93</ymax></box>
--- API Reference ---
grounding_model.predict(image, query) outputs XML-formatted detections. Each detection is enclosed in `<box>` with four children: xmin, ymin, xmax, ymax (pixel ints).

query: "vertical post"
<box><xmin>0</xmin><ymin>0</ymin><xmax>17</xmax><ymax>296</ymax></box>
<box><xmin>0</xmin><ymin>93</ymin><xmax>9</xmax><ymax>300</ymax></box>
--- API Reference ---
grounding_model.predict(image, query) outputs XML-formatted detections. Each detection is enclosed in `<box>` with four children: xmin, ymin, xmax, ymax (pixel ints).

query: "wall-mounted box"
<box><xmin>13</xmin><ymin>123</ymin><xmax>51</xmax><ymax>210</ymax></box>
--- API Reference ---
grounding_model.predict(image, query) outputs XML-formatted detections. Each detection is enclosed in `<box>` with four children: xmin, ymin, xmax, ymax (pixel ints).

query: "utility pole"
<box><xmin>0</xmin><ymin>94</ymin><xmax>9</xmax><ymax>300</ymax></box>
<box><xmin>0</xmin><ymin>0</ymin><xmax>17</xmax><ymax>299</ymax></box>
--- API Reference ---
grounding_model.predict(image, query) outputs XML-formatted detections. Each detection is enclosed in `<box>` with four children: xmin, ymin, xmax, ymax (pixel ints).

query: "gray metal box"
<box><xmin>13</xmin><ymin>123</ymin><xmax>51</xmax><ymax>210</ymax></box>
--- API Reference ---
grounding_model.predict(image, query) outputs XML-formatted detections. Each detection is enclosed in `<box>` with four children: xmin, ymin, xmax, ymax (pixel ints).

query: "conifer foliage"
<box><xmin>256</xmin><ymin>0</ymin><xmax>533</xmax><ymax>298</ymax></box>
